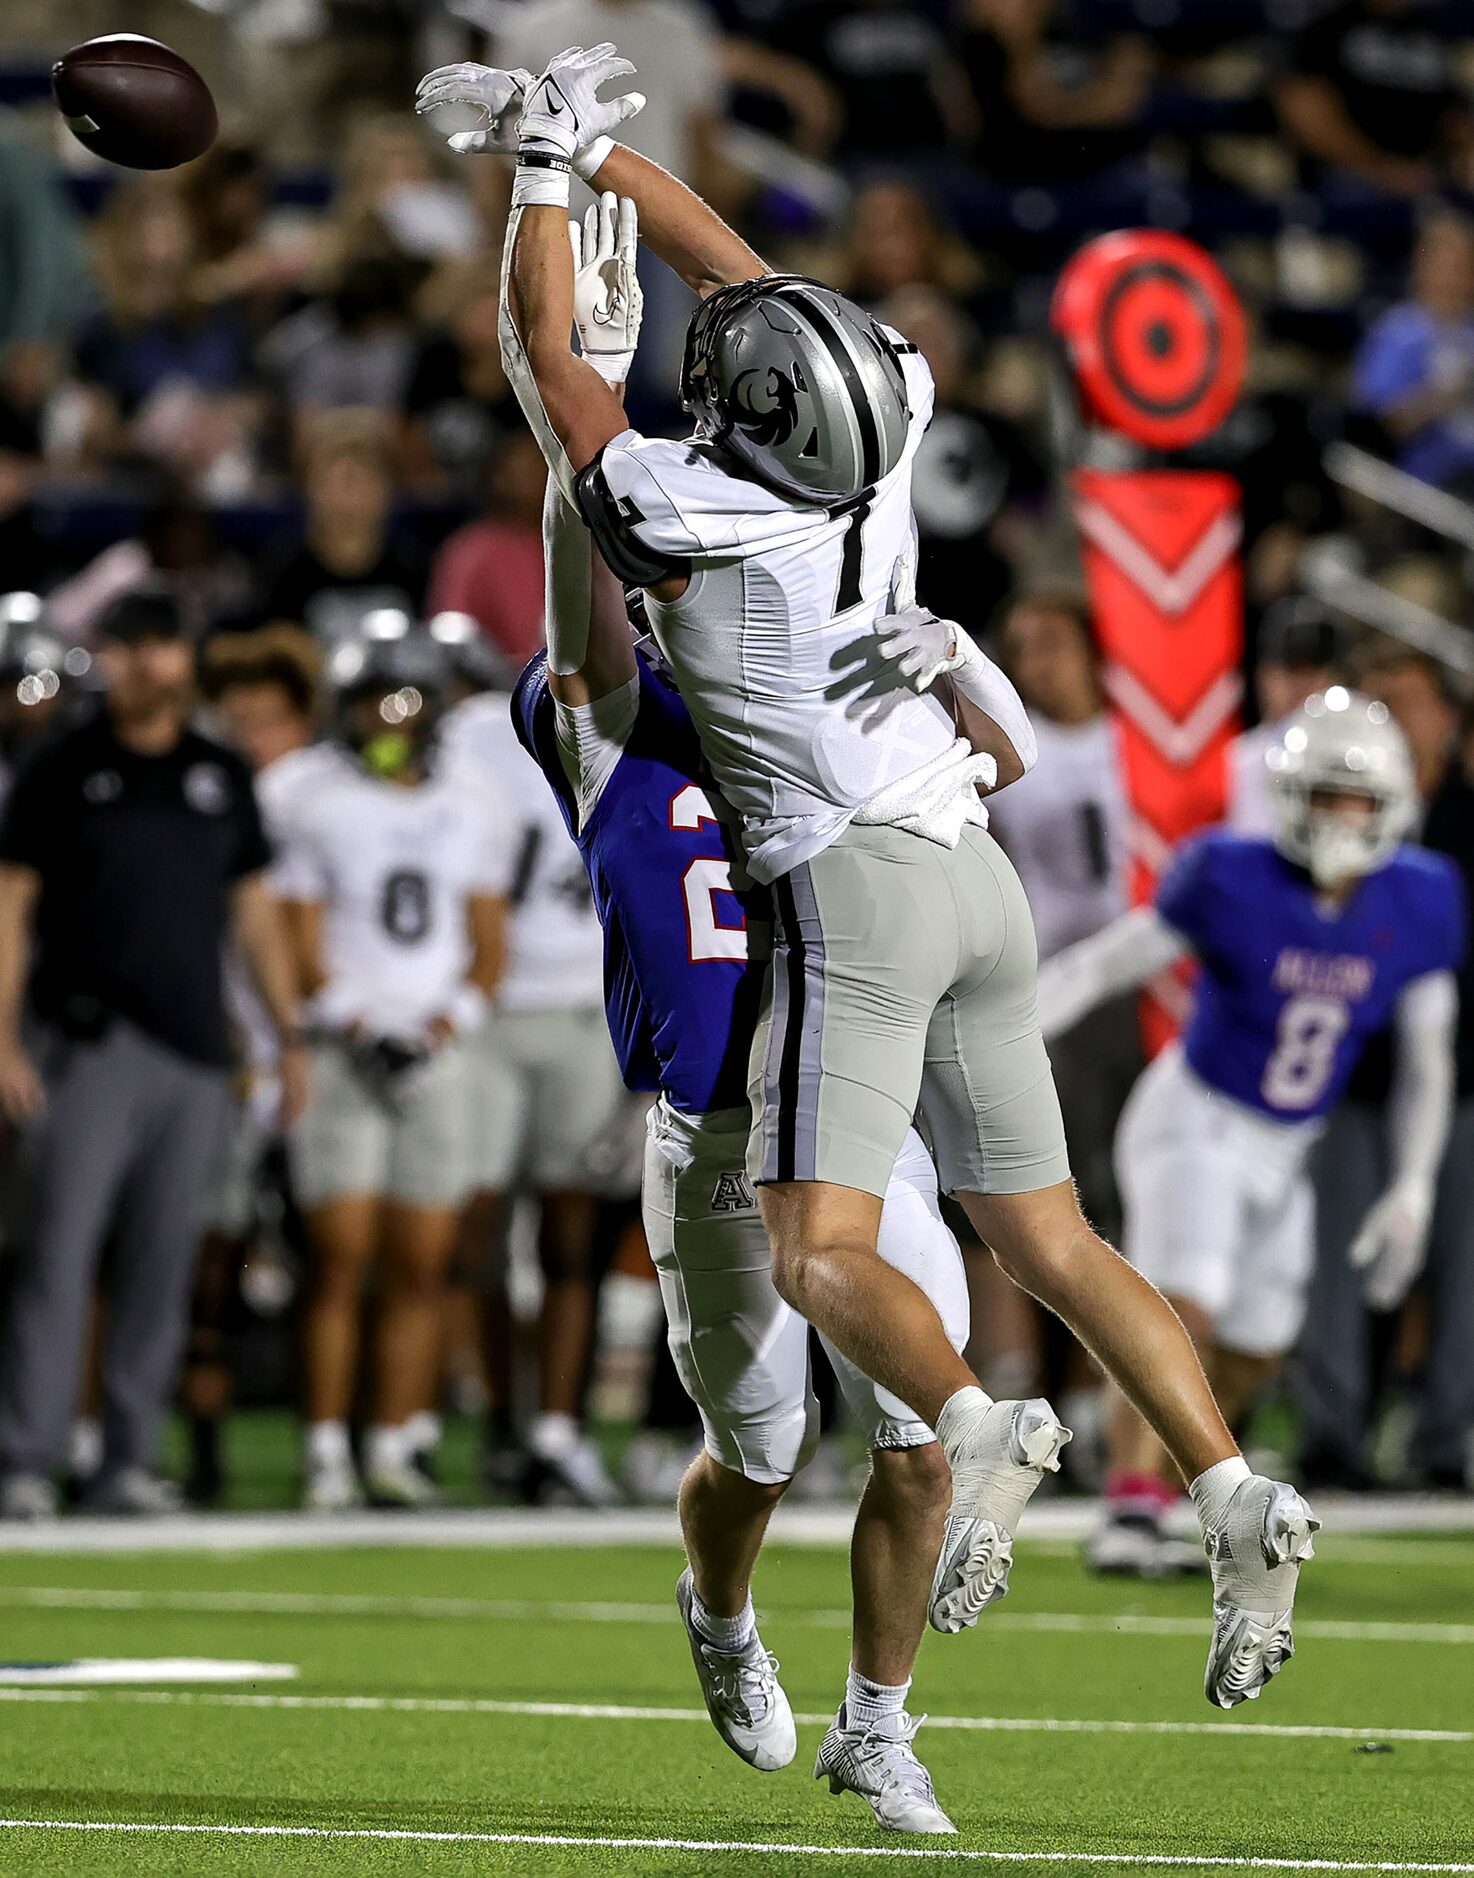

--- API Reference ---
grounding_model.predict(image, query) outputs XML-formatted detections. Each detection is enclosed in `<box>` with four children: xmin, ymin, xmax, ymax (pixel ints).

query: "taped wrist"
<box><xmin>947</xmin><ymin>629</ymin><xmax>1039</xmax><ymax>775</ymax></box>
<box><xmin>513</xmin><ymin>148</ymin><xmax>572</xmax><ymax>209</ymax></box>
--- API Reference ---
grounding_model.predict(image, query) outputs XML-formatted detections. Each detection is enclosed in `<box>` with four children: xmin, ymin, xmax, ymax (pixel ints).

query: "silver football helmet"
<box><xmin>680</xmin><ymin>275</ymin><xmax>912</xmax><ymax>505</ymax></box>
<box><xmin>1266</xmin><ymin>687</ymin><xmax>1417</xmax><ymax>887</ymax></box>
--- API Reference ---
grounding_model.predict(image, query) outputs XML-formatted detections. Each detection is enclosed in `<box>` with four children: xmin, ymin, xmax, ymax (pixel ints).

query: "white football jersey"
<box><xmin>439</xmin><ymin>692</ymin><xmax>606</xmax><ymax>1011</ymax></box>
<box><xmin>262</xmin><ymin>739</ymin><xmax>511</xmax><ymax>1035</ymax></box>
<box><xmin>598</xmin><ymin>338</ymin><xmax>989</xmax><ymax>884</ymax></box>
<box><xmin>986</xmin><ymin>713</ymin><xmax>1128</xmax><ymax>960</ymax></box>
<box><xmin>1227</xmin><ymin>720</ymin><xmax>1278</xmax><ymax>838</ymax></box>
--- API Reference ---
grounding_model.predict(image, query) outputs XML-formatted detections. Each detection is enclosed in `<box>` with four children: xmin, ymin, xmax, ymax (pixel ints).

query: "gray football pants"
<box><xmin>0</xmin><ymin>1019</ymin><xmax>232</xmax><ymax>1479</ymax></box>
<box><xmin>1295</xmin><ymin>1099</ymin><xmax>1474</xmax><ymax>1478</ymax></box>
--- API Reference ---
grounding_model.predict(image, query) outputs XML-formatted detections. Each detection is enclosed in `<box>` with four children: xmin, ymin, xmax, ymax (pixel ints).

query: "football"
<box><xmin>51</xmin><ymin>33</ymin><xmax>217</xmax><ymax>171</ymax></box>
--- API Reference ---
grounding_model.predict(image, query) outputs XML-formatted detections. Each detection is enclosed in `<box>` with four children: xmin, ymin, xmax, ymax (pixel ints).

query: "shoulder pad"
<box><xmin>575</xmin><ymin>450</ymin><xmax>690</xmax><ymax>589</ymax></box>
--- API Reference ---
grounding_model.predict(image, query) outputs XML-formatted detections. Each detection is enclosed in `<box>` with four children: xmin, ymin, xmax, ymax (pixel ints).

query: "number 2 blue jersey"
<box><xmin>511</xmin><ymin>650</ymin><xmax>769</xmax><ymax>1114</ymax></box>
<box><xmin>1157</xmin><ymin>829</ymin><xmax>1466</xmax><ymax>1122</ymax></box>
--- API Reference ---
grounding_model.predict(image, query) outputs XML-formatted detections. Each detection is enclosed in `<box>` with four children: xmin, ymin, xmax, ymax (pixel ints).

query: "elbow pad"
<box><xmin>575</xmin><ymin>451</ymin><xmax>690</xmax><ymax>589</ymax></box>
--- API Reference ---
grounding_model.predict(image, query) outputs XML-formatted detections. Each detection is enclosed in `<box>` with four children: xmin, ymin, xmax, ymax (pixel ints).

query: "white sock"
<box><xmin>529</xmin><ymin>1412</ymin><xmax>578</xmax><ymax>1460</ymax></box>
<box><xmin>69</xmin><ymin>1418</ymin><xmax>103</xmax><ymax>1480</ymax></box>
<box><xmin>845</xmin><ymin>1667</ymin><xmax>909</xmax><ymax>1732</ymax></box>
<box><xmin>934</xmin><ymin>1385</ymin><xmax>995</xmax><ymax>1461</ymax></box>
<box><xmin>365</xmin><ymin>1423</ymin><xmax>407</xmax><ymax>1474</ymax></box>
<box><xmin>306</xmin><ymin>1421</ymin><xmax>351</xmax><ymax>1469</ymax></box>
<box><xmin>690</xmin><ymin>1585</ymin><xmax>756</xmax><ymax>1653</ymax></box>
<box><xmin>1189</xmin><ymin>1455</ymin><xmax>1253</xmax><ymax>1528</ymax></box>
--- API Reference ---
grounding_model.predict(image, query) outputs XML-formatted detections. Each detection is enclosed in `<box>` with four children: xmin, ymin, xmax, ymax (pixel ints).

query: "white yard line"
<box><xmin>0</xmin><ymin>1496</ymin><xmax>1470</xmax><ymax>1554</ymax></box>
<box><xmin>0</xmin><ymin>1819</ymin><xmax>1469</xmax><ymax>1869</ymax></box>
<box><xmin>0</xmin><ymin>1686</ymin><xmax>1466</xmax><ymax>1743</ymax></box>
<box><xmin>4</xmin><ymin>1584</ymin><xmax>1473</xmax><ymax>1645</ymax></box>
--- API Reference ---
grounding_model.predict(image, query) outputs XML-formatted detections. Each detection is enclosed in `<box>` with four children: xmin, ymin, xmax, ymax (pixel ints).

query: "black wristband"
<box><xmin>517</xmin><ymin>149</ymin><xmax>572</xmax><ymax>173</ymax></box>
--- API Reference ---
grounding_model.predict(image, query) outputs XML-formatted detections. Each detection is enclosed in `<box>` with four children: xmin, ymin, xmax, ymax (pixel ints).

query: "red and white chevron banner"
<box><xmin>1072</xmin><ymin>467</ymin><xmax>1243</xmax><ymax>1045</ymax></box>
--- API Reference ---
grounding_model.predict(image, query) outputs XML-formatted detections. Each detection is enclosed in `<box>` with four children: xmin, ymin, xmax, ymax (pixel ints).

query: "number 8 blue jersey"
<box><xmin>512</xmin><ymin>649</ymin><xmax>771</xmax><ymax>1114</ymax></box>
<box><xmin>1157</xmin><ymin>829</ymin><xmax>1466</xmax><ymax>1122</ymax></box>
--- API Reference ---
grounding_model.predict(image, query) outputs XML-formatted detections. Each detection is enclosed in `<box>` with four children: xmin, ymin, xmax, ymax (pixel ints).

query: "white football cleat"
<box><xmin>930</xmin><ymin>1395</ymin><xmax>1070</xmax><ymax>1633</ymax></box>
<box><xmin>303</xmin><ymin>1457</ymin><xmax>363</xmax><ymax>1512</ymax></box>
<box><xmin>676</xmin><ymin>1568</ymin><xmax>796</xmax><ymax>1771</ymax></box>
<box><xmin>365</xmin><ymin>1457</ymin><xmax>442</xmax><ymax>1509</ymax></box>
<box><xmin>1200</xmin><ymin>1475</ymin><xmax>1319</xmax><ymax>1709</ymax></box>
<box><xmin>0</xmin><ymin>1473</ymin><xmax>57</xmax><ymax>1522</ymax></box>
<box><xmin>815</xmin><ymin>1705</ymin><xmax>957</xmax><ymax>1834</ymax></box>
<box><xmin>1088</xmin><ymin>1509</ymin><xmax>1209</xmax><ymax>1579</ymax></box>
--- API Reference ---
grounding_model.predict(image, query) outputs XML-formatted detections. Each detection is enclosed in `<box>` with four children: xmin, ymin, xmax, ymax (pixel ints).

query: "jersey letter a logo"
<box><xmin>711</xmin><ymin>1171</ymin><xmax>756</xmax><ymax>1213</ymax></box>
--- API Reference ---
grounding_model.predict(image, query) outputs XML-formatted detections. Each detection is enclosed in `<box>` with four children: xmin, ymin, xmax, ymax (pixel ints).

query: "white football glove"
<box><xmin>1348</xmin><ymin>1177</ymin><xmax>1436</xmax><ymax>1312</ymax></box>
<box><xmin>571</xmin><ymin>193</ymin><xmax>642</xmax><ymax>383</ymax></box>
<box><xmin>874</xmin><ymin>605</ymin><xmax>983</xmax><ymax>695</ymax></box>
<box><xmin>414</xmin><ymin>64</ymin><xmax>534</xmax><ymax>156</ymax></box>
<box><xmin>519</xmin><ymin>42</ymin><xmax>645</xmax><ymax>163</ymax></box>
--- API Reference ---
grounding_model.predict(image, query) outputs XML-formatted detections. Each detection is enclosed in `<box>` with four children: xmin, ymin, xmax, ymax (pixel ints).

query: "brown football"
<box><xmin>52</xmin><ymin>34</ymin><xmax>217</xmax><ymax>171</ymax></box>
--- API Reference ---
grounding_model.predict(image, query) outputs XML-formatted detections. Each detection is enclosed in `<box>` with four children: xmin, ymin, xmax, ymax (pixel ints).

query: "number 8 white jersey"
<box><xmin>589</xmin><ymin>336</ymin><xmax>989</xmax><ymax>884</ymax></box>
<box><xmin>260</xmin><ymin>741</ymin><xmax>512</xmax><ymax>1036</ymax></box>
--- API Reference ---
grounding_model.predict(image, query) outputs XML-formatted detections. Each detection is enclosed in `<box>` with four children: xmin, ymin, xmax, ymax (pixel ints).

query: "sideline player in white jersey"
<box><xmin>1037</xmin><ymin>693</ymin><xmax>1463</xmax><ymax>1584</ymax></box>
<box><xmin>511</xmin><ymin>197</ymin><xmax>976</xmax><ymax>1829</ymax></box>
<box><xmin>266</xmin><ymin>621</ymin><xmax>508</xmax><ymax>1510</ymax></box>
<box><xmin>418</xmin><ymin>47</ymin><xmax>1317</xmax><ymax>1707</ymax></box>
<box><xmin>439</xmin><ymin>659</ymin><xmax>627</xmax><ymax>1507</ymax></box>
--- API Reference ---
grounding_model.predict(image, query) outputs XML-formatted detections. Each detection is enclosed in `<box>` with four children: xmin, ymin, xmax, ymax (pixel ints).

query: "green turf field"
<box><xmin>0</xmin><ymin>1529</ymin><xmax>1471</xmax><ymax>1876</ymax></box>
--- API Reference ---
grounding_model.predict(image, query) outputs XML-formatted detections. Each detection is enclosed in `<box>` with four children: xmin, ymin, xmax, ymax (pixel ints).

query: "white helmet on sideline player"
<box><xmin>1266</xmin><ymin>686</ymin><xmax>1417</xmax><ymax>887</ymax></box>
<box><xmin>680</xmin><ymin>275</ymin><xmax>912</xmax><ymax>506</ymax></box>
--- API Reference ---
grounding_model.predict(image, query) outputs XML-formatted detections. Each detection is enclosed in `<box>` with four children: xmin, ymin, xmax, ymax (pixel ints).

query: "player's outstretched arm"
<box><xmin>583</xmin><ymin>143</ymin><xmax>769</xmax><ymax>297</ymax></box>
<box><xmin>1348</xmin><ymin>968</ymin><xmax>1458</xmax><ymax>1311</ymax></box>
<box><xmin>499</xmin><ymin>50</ymin><xmax>646</xmax><ymax>490</ymax></box>
<box><xmin>1034</xmin><ymin>907</ymin><xmax>1188</xmax><ymax>1040</ymax></box>
<box><xmin>419</xmin><ymin>52</ymin><xmax>765</xmax><ymax>297</ymax></box>
<box><xmin>537</xmin><ymin>193</ymin><xmax>641</xmax><ymax>707</ymax></box>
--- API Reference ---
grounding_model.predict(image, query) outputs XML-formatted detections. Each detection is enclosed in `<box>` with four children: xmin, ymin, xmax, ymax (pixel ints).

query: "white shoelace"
<box><xmin>701</xmin><ymin>1645</ymin><xmax>780</xmax><ymax>1726</ymax></box>
<box><xmin>847</xmin><ymin>1713</ymin><xmax>937</xmax><ymax>1803</ymax></box>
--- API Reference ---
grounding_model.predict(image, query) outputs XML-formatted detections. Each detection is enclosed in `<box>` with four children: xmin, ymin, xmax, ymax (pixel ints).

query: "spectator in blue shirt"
<box><xmin>1353</xmin><ymin>213</ymin><xmax>1474</xmax><ymax>491</ymax></box>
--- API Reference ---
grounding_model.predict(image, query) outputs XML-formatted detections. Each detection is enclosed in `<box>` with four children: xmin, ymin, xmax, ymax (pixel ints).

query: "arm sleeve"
<box><xmin>1034</xmin><ymin>906</ymin><xmax>1189</xmax><ymax>1040</ymax></box>
<box><xmin>951</xmin><ymin>641</ymin><xmax>1038</xmax><ymax>777</ymax></box>
<box><xmin>553</xmin><ymin>681</ymin><xmax>641</xmax><ymax>830</ymax></box>
<box><xmin>1386</xmin><ymin>969</ymin><xmax>1458</xmax><ymax>1196</ymax></box>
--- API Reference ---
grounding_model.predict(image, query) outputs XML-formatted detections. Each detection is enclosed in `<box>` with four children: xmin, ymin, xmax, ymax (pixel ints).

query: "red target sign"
<box><xmin>1051</xmin><ymin>231</ymin><xmax>1246</xmax><ymax>451</ymax></box>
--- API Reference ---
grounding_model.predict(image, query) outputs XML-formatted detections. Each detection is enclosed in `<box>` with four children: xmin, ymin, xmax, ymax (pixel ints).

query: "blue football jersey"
<box><xmin>1157</xmin><ymin>830</ymin><xmax>1467</xmax><ymax>1122</ymax></box>
<box><xmin>512</xmin><ymin>650</ymin><xmax>770</xmax><ymax>1114</ymax></box>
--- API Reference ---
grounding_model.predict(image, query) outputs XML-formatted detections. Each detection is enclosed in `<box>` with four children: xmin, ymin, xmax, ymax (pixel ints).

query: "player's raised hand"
<box><xmin>570</xmin><ymin>193</ymin><xmax>643</xmax><ymax>383</ymax></box>
<box><xmin>415</xmin><ymin>64</ymin><xmax>534</xmax><ymax>155</ymax></box>
<box><xmin>1348</xmin><ymin>1178</ymin><xmax>1435</xmax><ymax>1311</ymax></box>
<box><xmin>518</xmin><ymin>43</ymin><xmax>645</xmax><ymax>162</ymax></box>
<box><xmin>874</xmin><ymin>606</ymin><xmax>978</xmax><ymax>695</ymax></box>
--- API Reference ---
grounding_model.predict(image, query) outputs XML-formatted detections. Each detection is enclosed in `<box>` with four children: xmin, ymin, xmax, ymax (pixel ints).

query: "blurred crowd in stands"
<box><xmin>0</xmin><ymin>0</ymin><xmax>1472</xmax><ymax>1515</ymax></box>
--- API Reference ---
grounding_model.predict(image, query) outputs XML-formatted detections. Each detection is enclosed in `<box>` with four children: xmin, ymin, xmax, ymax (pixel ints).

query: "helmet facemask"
<box><xmin>1267</xmin><ymin>689</ymin><xmax>1417</xmax><ymax>888</ymax></box>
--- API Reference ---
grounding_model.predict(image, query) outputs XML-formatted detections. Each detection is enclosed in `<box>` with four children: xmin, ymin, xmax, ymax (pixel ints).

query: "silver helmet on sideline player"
<box><xmin>1266</xmin><ymin>686</ymin><xmax>1418</xmax><ymax>887</ymax></box>
<box><xmin>327</xmin><ymin>610</ymin><xmax>450</xmax><ymax>780</ymax></box>
<box><xmin>680</xmin><ymin>276</ymin><xmax>911</xmax><ymax>505</ymax></box>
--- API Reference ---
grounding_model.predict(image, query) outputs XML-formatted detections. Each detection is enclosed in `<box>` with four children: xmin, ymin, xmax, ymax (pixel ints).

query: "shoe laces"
<box><xmin>701</xmin><ymin>1644</ymin><xmax>779</xmax><ymax>1726</ymax></box>
<box><xmin>849</xmin><ymin>1712</ymin><xmax>936</xmax><ymax>1803</ymax></box>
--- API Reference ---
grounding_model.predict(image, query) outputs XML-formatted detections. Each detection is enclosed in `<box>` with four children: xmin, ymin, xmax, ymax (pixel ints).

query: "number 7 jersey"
<box><xmin>512</xmin><ymin>649</ymin><xmax>770</xmax><ymax>1115</ymax></box>
<box><xmin>1157</xmin><ymin>829</ymin><xmax>1466</xmax><ymax>1122</ymax></box>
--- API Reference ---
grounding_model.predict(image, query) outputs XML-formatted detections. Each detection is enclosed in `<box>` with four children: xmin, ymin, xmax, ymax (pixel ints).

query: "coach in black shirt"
<box><xmin>0</xmin><ymin>589</ymin><xmax>306</xmax><ymax>1520</ymax></box>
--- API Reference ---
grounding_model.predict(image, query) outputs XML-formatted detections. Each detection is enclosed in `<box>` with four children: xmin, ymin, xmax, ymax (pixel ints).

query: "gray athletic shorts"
<box><xmin>291</xmin><ymin>1036</ymin><xmax>476</xmax><ymax>1210</ymax></box>
<box><xmin>645</xmin><ymin>1100</ymin><xmax>970</xmax><ymax>1484</ymax></box>
<box><xmin>749</xmin><ymin>822</ymin><xmax>1071</xmax><ymax>1200</ymax></box>
<box><xmin>474</xmin><ymin>1005</ymin><xmax>625</xmax><ymax>1192</ymax></box>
